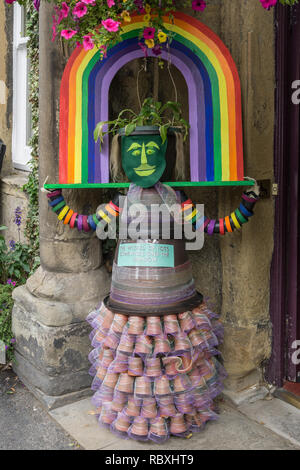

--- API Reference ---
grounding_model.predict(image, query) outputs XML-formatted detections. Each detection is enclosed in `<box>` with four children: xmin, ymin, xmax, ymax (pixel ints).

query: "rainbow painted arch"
<box><xmin>58</xmin><ymin>12</ymin><xmax>245</xmax><ymax>187</ymax></box>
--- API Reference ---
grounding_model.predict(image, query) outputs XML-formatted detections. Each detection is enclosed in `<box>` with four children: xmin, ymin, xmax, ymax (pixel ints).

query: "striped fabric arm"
<box><xmin>179</xmin><ymin>189</ymin><xmax>259</xmax><ymax>235</ymax></box>
<box><xmin>46</xmin><ymin>190</ymin><xmax>122</xmax><ymax>233</ymax></box>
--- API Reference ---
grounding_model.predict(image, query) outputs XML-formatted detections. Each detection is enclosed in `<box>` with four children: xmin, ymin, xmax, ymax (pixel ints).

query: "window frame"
<box><xmin>12</xmin><ymin>2</ymin><xmax>31</xmax><ymax>171</ymax></box>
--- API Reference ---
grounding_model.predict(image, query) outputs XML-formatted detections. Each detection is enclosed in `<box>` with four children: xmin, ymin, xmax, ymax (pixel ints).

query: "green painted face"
<box><xmin>121</xmin><ymin>134</ymin><xmax>167</xmax><ymax>188</ymax></box>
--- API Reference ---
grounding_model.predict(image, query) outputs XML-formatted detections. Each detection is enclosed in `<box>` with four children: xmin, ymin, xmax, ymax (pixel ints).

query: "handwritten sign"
<box><xmin>118</xmin><ymin>243</ymin><xmax>175</xmax><ymax>268</ymax></box>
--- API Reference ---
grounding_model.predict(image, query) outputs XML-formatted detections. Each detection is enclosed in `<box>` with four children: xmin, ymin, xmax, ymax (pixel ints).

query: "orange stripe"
<box><xmin>225</xmin><ymin>216</ymin><xmax>233</xmax><ymax>233</ymax></box>
<box><xmin>106</xmin><ymin>204</ymin><xmax>118</xmax><ymax>217</ymax></box>
<box><xmin>68</xmin><ymin>48</ymin><xmax>86</xmax><ymax>183</ymax></box>
<box><xmin>64</xmin><ymin>209</ymin><xmax>74</xmax><ymax>225</ymax></box>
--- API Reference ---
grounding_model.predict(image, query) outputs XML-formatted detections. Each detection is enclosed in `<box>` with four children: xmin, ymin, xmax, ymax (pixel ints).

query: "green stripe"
<box><xmin>45</xmin><ymin>181</ymin><xmax>254</xmax><ymax>189</ymax></box>
<box><xmin>92</xmin><ymin>214</ymin><xmax>100</xmax><ymax>226</ymax></box>
<box><xmin>235</xmin><ymin>208</ymin><xmax>247</xmax><ymax>225</ymax></box>
<box><xmin>52</xmin><ymin>201</ymin><xmax>66</xmax><ymax>212</ymax></box>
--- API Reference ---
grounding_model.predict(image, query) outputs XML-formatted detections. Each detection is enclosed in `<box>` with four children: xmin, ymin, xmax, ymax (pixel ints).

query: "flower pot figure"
<box><xmin>46</xmin><ymin>122</ymin><xmax>259</xmax><ymax>442</ymax></box>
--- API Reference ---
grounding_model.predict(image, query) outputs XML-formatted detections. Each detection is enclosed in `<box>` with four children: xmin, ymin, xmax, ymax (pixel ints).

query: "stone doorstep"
<box><xmin>48</xmin><ymin>396</ymin><xmax>299</xmax><ymax>451</ymax></box>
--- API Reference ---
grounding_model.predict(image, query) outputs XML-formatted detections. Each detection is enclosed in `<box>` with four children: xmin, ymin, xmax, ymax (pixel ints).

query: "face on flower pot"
<box><xmin>121</xmin><ymin>134</ymin><xmax>168</xmax><ymax>188</ymax></box>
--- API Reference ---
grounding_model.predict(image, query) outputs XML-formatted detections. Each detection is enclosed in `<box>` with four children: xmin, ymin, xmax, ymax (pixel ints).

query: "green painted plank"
<box><xmin>45</xmin><ymin>180</ymin><xmax>254</xmax><ymax>189</ymax></box>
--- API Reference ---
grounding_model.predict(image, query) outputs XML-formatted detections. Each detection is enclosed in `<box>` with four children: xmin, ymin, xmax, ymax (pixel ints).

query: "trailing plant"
<box><xmin>4</xmin><ymin>0</ymin><xmax>299</xmax><ymax>55</ymax></box>
<box><xmin>22</xmin><ymin>2</ymin><xmax>40</xmax><ymax>270</ymax></box>
<box><xmin>0</xmin><ymin>283</ymin><xmax>15</xmax><ymax>363</ymax></box>
<box><xmin>94</xmin><ymin>97</ymin><xmax>190</xmax><ymax>148</ymax></box>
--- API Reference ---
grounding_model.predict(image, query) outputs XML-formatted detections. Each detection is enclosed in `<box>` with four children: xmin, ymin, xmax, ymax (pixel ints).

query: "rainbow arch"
<box><xmin>59</xmin><ymin>12</ymin><xmax>244</xmax><ymax>186</ymax></box>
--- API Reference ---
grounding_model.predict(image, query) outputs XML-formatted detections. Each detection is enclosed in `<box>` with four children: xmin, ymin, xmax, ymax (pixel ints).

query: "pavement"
<box><xmin>1</xmin><ymin>367</ymin><xmax>300</xmax><ymax>451</ymax></box>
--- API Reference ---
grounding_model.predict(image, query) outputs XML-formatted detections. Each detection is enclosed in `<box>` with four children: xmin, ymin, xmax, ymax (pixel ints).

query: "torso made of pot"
<box><xmin>107</xmin><ymin>184</ymin><xmax>202</xmax><ymax>316</ymax></box>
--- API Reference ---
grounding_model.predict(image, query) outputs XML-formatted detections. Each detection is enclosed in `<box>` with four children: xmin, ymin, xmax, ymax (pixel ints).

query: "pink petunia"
<box><xmin>82</xmin><ymin>0</ymin><xmax>96</xmax><ymax>4</ymax></box>
<box><xmin>61</xmin><ymin>29</ymin><xmax>77</xmax><ymax>39</ymax></box>
<box><xmin>143</xmin><ymin>27</ymin><xmax>155</xmax><ymax>40</ymax></box>
<box><xmin>107</xmin><ymin>0</ymin><xmax>115</xmax><ymax>7</ymax></box>
<box><xmin>61</xmin><ymin>2</ymin><xmax>69</xmax><ymax>18</ymax></box>
<box><xmin>72</xmin><ymin>2</ymin><xmax>88</xmax><ymax>18</ymax></box>
<box><xmin>83</xmin><ymin>35</ymin><xmax>95</xmax><ymax>50</ymax></box>
<box><xmin>5</xmin><ymin>0</ymin><xmax>16</xmax><ymax>4</ymax></box>
<box><xmin>101</xmin><ymin>18</ymin><xmax>121</xmax><ymax>32</ymax></box>
<box><xmin>192</xmin><ymin>0</ymin><xmax>206</xmax><ymax>11</ymax></box>
<box><xmin>259</xmin><ymin>0</ymin><xmax>277</xmax><ymax>9</ymax></box>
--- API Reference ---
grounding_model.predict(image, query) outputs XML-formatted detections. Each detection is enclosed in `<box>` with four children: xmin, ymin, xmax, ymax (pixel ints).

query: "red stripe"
<box><xmin>59</xmin><ymin>46</ymin><xmax>82</xmax><ymax>184</ymax></box>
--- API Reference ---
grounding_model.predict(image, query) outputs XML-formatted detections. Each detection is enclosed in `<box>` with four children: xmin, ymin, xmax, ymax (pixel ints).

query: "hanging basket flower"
<box><xmin>4</xmin><ymin>0</ymin><xmax>299</xmax><ymax>54</ymax></box>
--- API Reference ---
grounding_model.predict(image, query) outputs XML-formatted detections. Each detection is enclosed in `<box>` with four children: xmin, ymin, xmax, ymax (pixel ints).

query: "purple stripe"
<box><xmin>91</xmin><ymin>45</ymin><xmax>207</xmax><ymax>183</ymax></box>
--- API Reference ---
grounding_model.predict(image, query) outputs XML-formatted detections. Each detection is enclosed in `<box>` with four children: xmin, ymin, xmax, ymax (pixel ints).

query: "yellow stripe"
<box><xmin>185</xmin><ymin>208</ymin><xmax>198</xmax><ymax>221</ymax></box>
<box><xmin>58</xmin><ymin>206</ymin><xmax>69</xmax><ymax>221</ymax></box>
<box><xmin>231</xmin><ymin>212</ymin><xmax>241</xmax><ymax>229</ymax></box>
<box><xmin>98</xmin><ymin>210</ymin><xmax>111</xmax><ymax>224</ymax></box>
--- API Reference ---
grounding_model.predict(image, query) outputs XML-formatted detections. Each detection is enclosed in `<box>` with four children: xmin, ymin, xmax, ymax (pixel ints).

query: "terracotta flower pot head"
<box><xmin>128</xmin><ymin>316</ymin><xmax>145</xmax><ymax>335</ymax></box>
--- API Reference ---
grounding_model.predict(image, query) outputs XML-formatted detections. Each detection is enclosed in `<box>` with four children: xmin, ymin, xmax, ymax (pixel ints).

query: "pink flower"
<box><xmin>101</xmin><ymin>18</ymin><xmax>121</xmax><ymax>32</ymax></box>
<box><xmin>82</xmin><ymin>0</ymin><xmax>95</xmax><ymax>3</ymax></box>
<box><xmin>100</xmin><ymin>45</ymin><xmax>108</xmax><ymax>58</ymax></box>
<box><xmin>5</xmin><ymin>0</ymin><xmax>16</xmax><ymax>4</ymax></box>
<box><xmin>61</xmin><ymin>29</ymin><xmax>77</xmax><ymax>39</ymax></box>
<box><xmin>192</xmin><ymin>0</ymin><xmax>206</xmax><ymax>11</ymax></box>
<box><xmin>107</xmin><ymin>0</ymin><xmax>115</xmax><ymax>6</ymax></box>
<box><xmin>259</xmin><ymin>0</ymin><xmax>277</xmax><ymax>9</ymax></box>
<box><xmin>143</xmin><ymin>27</ymin><xmax>155</xmax><ymax>40</ymax></box>
<box><xmin>61</xmin><ymin>2</ymin><xmax>69</xmax><ymax>18</ymax></box>
<box><xmin>83</xmin><ymin>35</ymin><xmax>94</xmax><ymax>50</ymax></box>
<box><xmin>152</xmin><ymin>44</ymin><xmax>162</xmax><ymax>56</ymax></box>
<box><xmin>138</xmin><ymin>42</ymin><xmax>148</xmax><ymax>58</ymax></box>
<box><xmin>72</xmin><ymin>2</ymin><xmax>88</xmax><ymax>18</ymax></box>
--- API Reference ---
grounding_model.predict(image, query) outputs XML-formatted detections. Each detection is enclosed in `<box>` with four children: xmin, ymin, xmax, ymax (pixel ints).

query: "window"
<box><xmin>12</xmin><ymin>3</ymin><xmax>31</xmax><ymax>171</ymax></box>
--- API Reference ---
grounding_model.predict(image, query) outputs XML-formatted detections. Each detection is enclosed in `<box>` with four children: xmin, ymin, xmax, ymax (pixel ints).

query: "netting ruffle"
<box><xmin>86</xmin><ymin>301</ymin><xmax>226</xmax><ymax>443</ymax></box>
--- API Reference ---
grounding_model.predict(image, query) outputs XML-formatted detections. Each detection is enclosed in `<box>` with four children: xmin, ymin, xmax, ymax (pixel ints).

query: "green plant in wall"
<box><xmin>22</xmin><ymin>2</ymin><xmax>40</xmax><ymax>268</ymax></box>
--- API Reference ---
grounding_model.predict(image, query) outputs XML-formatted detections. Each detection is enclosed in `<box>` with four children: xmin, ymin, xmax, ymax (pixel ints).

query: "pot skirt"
<box><xmin>87</xmin><ymin>301</ymin><xmax>226</xmax><ymax>443</ymax></box>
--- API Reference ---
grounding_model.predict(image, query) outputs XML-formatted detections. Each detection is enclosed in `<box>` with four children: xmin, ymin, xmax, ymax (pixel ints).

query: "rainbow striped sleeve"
<box><xmin>179</xmin><ymin>190</ymin><xmax>259</xmax><ymax>236</ymax></box>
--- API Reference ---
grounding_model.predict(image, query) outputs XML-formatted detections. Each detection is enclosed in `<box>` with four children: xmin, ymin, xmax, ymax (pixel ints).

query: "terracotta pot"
<box><xmin>111</xmin><ymin>398</ymin><xmax>125</xmax><ymax>413</ymax></box>
<box><xmin>114</xmin><ymin>414</ymin><xmax>131</xmax><ymax>433</ymax></box>
<box><xmin>125</xmin><ymin>396</ymin><xmax>142</xmax><ymax>417</ymax></box>
<box><xmin>145</xmin><ymin>316</ymin><xmax>163</xmax><ymax>336</ymax></box>
<box><xmin>128</xmin><ymin>316</ymin><xmax>145</xmax><ymax>335</ymax></box>
<box><xmin>158</xmin><ymin>397</ymin><xmax>177</xmax><ymax>417</ymax></box>
<box><xmin>101</xmin><ymin>307</ymin><xmax>114</xmax><ymax>329</ymax></box>
<box><xmin>149</xmin><ymin>417</ymin><xmax>167</xmax><ymax>437</ymax></box>
<box><xmin>100</xmin><ymin>407</ymin><xmax>117</xmax><ymax>425</ymax></box>
<box><xmin>117</xmin><ymin>332</ymin><xmax>135</xmax><ymax>354</ymax></box>
<box><xmin>130</xmin><ymin>417</ymin><xmax>149</xmax><ymax>437</ymax></box>
<box><xmin>128</xmin><ymin>356</ymin><xmax>144</xmax><ymax>376</ymax></box>
<box><xmin>170</xmin><ymin>414</ymin><xmax>188</xmax><ymax>434</ymax></box>
<box><xmin>134</xmin><ymin>335</ymin><xmax>153</xmax><ymax>355</ymax></box>
<box><xmin>96</xmin><ymin>366</ymin><xmax>107</xmax><ymax>382</ymax></box>
<box><xmin>175</xmin><ymin>395</ymin><xmax>193</xmax><ymax>414</ymax></box>
<box><xmin>101</xmin><ymin>349</ymin><xmax>115</xmax><ymax>369</ymax></box>
<box><xmin>188</xmin><ymin>367</ymin><xmax>202</xmax><ymax>387</ymax></box>
<box><xmin>173</xmin><ymin>333</ymin><xmax>191</xmax><ymax>353</ymax></box>
<box><xmin>110</xmin><ymin>352</ymin><xmax>129</xmax><ymax>373</ymax></box>
<box><xmin>188</xmin><ymin>329</ymin><xmax>204</xmax><ymax>348</ymax></box>
<box><xmin>116</xmin><ymin>373</ymin><xmax>134</xmax><ymax>394</ymax></box>
<box><xmin>178</xmin><ymin>311</ymin><xmax>195</xmax><ymax>332</ymax></box>
<box><xmin>176</xmin><ymin>353</ymin><xmax>193</xmax><ymax>374</ymax></box>
<box><xmin>154</xmin><ymin>375</ymin><xmax>172</xmax><ymax>396</ymax></box>
<box><xmin>173</xmin><ymin>375</ymin><xmax>190</xmax><ymax>393</ymax></box>
<box><xmin>145</xmin><ymin>358</ymin><xmax>162</xmax><ymax>378</ymax></box>
<box><xmin>135</xmin><ymin>376</ymin><xmax>152</xmax><ymax>397</ymax></box>
<box><xmin>162</xmin><ymin>357</ymin><xmax>180</xmax><ymax>377</ymax></box>
<box><xmin>111</xmin><ymin>314</ymin><xmax>128</xmax><ymax>334</ymax></box>
<box><xmin>103</xmin><ymin>332</ymin><xmax>120</xmax><ymax>350</ymax></box>
<box><xmin>163</xmin><ymin>315</ymin><xmax>180</xmax><ymax>335</ymax></box>
<box><xmin>103</xmin><ymin>372</ymin><xmax>119</xmax><ymax>389</ymax></box>
<box><xmin>141</xmin><ymin>398</ymin><xmax>157</xmax><ymax>418</ymax></box>
<box><xmin>154</xmin><ymin>336</ymin><xmax>171</xmax><ymax>356</ymax></box>
<box><xmin>95</xmin><ymin>330</ymin><xmax>106</xmax><ymax>343</ymax></box>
